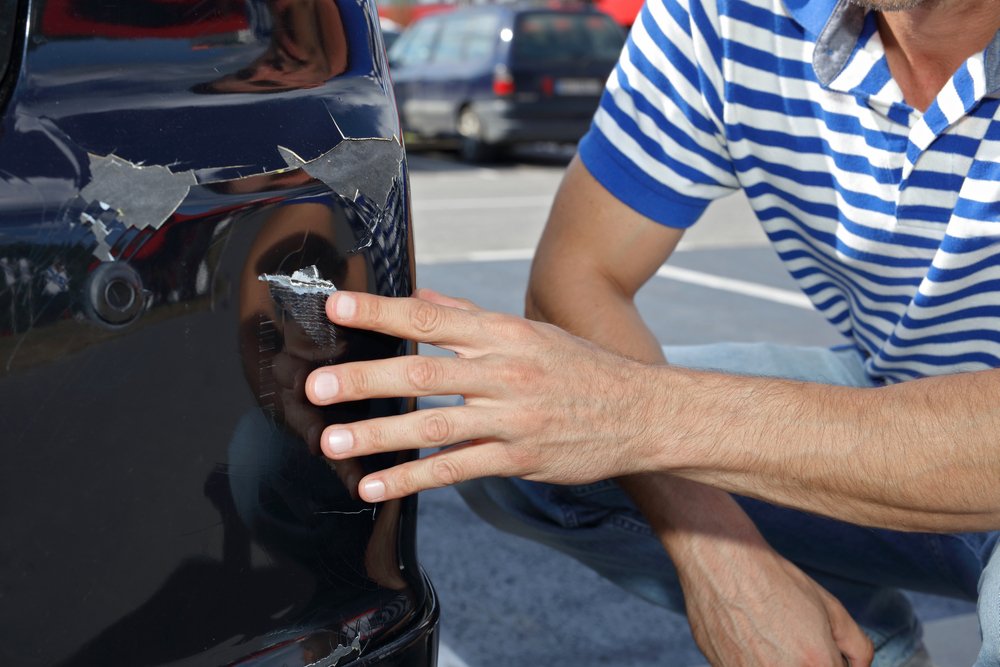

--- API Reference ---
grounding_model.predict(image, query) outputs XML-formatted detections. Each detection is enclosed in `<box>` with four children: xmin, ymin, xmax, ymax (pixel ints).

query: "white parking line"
<box><xmin>438</xmin><ymin>641</ymin><xmax>473</xmax><ymax>667</ymax></box>
<box><xmin>654</xmin><ymin>264</ymin><xmax>813</xmax><ymax>311</ymax></box>
<box><xmin>418</xmin><ymin>248</ymin><xmax>535</xmax><ymax>264</ymax></box>
<box><xmin>417</xmin><ymin>249</ymin><xmax>814</xmax><ymax>311</ymax></box>
<box><xmin>475</xmin><ymin>167</ymin><xmax>503</xmax><ymax>180</ymax></box>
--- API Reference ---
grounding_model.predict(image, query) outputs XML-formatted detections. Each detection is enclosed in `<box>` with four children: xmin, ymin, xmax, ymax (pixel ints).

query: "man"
<box><xmin>305</xmin><ymin>0</ymin><xmax>1000</xmax><ymax>664</ymax></box>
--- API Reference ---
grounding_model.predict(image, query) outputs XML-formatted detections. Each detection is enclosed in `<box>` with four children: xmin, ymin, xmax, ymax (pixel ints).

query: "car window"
<box><xmin>434</xmin><ymin>15</ymin><xmax>467</xmax><ymax>64</ymax></box>
<box><xmin>511</xmin><ymin>12</ymin><xmax>624</xmax><ymax>64</ymax></box>
<box><xmin>431</xmin><ymin>13</ymin><xmax>499</xmax><ymax>65</ymax></box>
<box><xmin>462</xmin><ymin>14</ymin><xmax>500</xmax><ymax>62</ymax></box>
<box><xmin>389</xmin><ymin>17</ymin><xmax>440</xmax><ymax>67</ymax></box>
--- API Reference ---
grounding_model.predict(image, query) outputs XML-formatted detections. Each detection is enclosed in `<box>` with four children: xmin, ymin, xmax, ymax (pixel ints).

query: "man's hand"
<box><xmin>305</xmin><ymin>288</ymin><xmax>663</xmax><ymax>502</ymax></box>
<box><xmin>676</xmin><ymin>536</ymin><xmax>873</xmax><ymax>666</ymax></box>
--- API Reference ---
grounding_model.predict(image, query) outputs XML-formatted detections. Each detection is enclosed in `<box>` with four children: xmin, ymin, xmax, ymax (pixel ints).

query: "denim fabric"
<box><xmin>454</xmin><ymin>342</ymin><xmax>999</xmax><ymax>666</ymax></box>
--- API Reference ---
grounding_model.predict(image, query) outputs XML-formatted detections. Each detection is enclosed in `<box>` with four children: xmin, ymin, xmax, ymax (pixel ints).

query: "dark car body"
<box><xmin>388</xmin><ymin>3</ymin><xmax>625</xmax><ymax>160</ymax></box>
<box><xmin>0</xmin><ymin>1</ymin><xmax>438</xmax><ymax>665</ymax></box>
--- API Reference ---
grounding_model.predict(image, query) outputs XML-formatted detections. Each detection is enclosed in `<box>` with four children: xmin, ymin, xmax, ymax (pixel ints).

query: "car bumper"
<box><xmin>240</xmin><ymin>569</ymin><xmax>441</xmax><ymax>666</ymax></box>
<box><xmin>474</xmin><ymin>99</ymin><xmax>597</xmax><ymax>145</ymax></box>
<box><xmin>355</xmin><ymin>572</ymin><xmax>440</xmax><ymax>666</ymax></box>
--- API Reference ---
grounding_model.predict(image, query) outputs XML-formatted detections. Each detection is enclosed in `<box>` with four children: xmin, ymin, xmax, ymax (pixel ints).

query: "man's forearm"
<box><xmin>525</xmin><ymin>268</ymin><xmax>768</xmax><ymax>556</ymax></box>
<box><xmin>528</xmin><ymin>248</ymin><xmax>1000</xmax><ymax>533</ymax></box>
<box><xmin>640</xmin><ymin>363</ymin><xmax>1000</xmax><ymax>532</ymax></box>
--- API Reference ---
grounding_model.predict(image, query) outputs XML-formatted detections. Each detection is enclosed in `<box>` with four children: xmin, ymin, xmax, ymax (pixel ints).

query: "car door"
<box><xmin>388</xmin><ymin>15</ymin><xmax>443</xmax><ymax>136</ymax></box>
<box><xmin>445</xmin><ymin>12</ymin><xmax>502</xmax><ymax>131</ymax></box>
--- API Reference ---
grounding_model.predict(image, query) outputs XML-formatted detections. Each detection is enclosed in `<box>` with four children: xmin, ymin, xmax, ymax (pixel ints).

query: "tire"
<box><xmin>457</xmin><ymin>106</ymin><xmax>499</xmax><ymax>163</ymax></box>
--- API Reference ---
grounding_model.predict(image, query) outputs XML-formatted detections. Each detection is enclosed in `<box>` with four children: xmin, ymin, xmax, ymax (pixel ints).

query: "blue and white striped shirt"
<box><xmin>579</xmin><ymin>0</ymin><xmax>1000</xmax><ymax>384</ymax></box>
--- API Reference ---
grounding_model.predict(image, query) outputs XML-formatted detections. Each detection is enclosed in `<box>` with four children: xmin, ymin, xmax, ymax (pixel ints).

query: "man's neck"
<box><xmin>876</xmin><ymin>0</ymin><xmax>1000</xmax><ymax>111</ymax></box>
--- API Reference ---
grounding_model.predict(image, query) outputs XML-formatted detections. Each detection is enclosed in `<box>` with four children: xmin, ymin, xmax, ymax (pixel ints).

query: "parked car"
<box><xmin>380</xmin><ymin>16</ymin><xmax>405</xmax><ymax>51</ymax></box>
<box><xmin>0</xmin><ymin>1</ymin><xmax>438</xmax><ymax>665</ymax></box>
<box><xmin>388</xmin><ymin>3</ymin><xmax>625</xmax><ymax>161</ymax></box>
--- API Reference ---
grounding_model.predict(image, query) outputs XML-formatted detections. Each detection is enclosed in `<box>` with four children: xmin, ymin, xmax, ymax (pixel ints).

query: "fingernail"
<box><xmin>362</xmin><ymin>479</ymin><xmax>386</xmax><ymax>501</ymax></box>
<box><xmin>312</xmin><ymin>373</ymin><xmax>339</xmax><ymax>400</ymax></box>
<box><xmin>335</xmin><ymin>294</ymin><xmax>356</xmax><ymax>320</ymax></box>
<box><xmin>326</xmin><ymin>429</ymin><xmax>353</xmax><ymax>455</ymax></box>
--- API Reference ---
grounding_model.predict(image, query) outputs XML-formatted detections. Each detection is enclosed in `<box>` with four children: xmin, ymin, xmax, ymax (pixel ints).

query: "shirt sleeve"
<box><xmin>579</xmin><ymin>0</ymin><xmax>739</xmax><ymax>228</ymax></box>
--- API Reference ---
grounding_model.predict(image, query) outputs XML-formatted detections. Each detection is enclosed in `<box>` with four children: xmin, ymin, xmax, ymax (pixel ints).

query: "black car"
<box><xmin>388</xmin><ymin>3</ymin><xmax>625</xmax><ymax>161</ymax></box>
<box><xmin>0</xmin><ymin>1</ymin><xmax>438</xmax><ymax>665</ymax></box>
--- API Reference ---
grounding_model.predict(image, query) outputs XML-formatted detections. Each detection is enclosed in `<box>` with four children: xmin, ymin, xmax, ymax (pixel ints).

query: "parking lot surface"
<box><xmin>406</xmin><ymin>149</ymin><xmax>981</xmax><ymax>667</ymax></box>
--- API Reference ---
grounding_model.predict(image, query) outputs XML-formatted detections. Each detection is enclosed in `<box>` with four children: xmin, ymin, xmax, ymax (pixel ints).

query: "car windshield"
<box><xmin>511</xmin><ymin>12</ymin><xmax>624</xmax><ymax>64</ymax></box>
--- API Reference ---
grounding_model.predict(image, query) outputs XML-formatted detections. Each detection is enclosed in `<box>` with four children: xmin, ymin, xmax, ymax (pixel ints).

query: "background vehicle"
<box><xmin>381</xmin><ymin>15</ymin><xmax>405</xmax><ymax>50</ymax></box>
<box><xmin>376</xmin><ymin>0</ymin><xmax>642</xmax><ymax>31</ymax></box>
<box><xmin>388</xmin><ymin>3</ymin><xmax>625</xmax><ymax>161</ymax></box>
<box><xmin>0</xmin><ymin>1</ymin><xmax>438</xmax><ymax>665</ymax></box>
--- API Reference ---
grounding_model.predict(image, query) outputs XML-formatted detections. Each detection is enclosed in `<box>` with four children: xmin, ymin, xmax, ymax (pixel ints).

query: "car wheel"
<box><xmin>457</xmin><ymin>106</ymin><xmax>499</xmax><ymax>163</ymax></box>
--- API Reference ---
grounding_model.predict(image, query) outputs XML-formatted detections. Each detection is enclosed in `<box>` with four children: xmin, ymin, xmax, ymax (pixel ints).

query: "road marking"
<box><xmin>418</xmin><ymin>248</ymin><xmax>535</xmax><ymax>265</ymax></box>
<box><xmin>438</xmin><ymin>642</ymin><xmax>473</xmax><ymax>667</ymax></box>
<box><xmin>475</xmin><ymin>167</ymin><xmax>502</xmax><ymax>180</ymax></box>
<box><xmin>654</xmin><ymin>264</ymin><xmax>813</xmax><ymax>311</ymax></box>
<box><xmin>417</xmin><ymin>248</ymin><xmax>814</xmax><ymax>311</ymax></box>
<box><xmin>412</xmin><ymin>195</ymin><xmax>553</xmax><ymax>211</ymax></box>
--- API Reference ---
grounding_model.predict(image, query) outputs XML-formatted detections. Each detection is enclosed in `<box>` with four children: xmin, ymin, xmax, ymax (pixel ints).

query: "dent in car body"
<box><xmin>0</xmin><ymin>1</ymin><xmax>436</xmax><ymax>666</ymax></box>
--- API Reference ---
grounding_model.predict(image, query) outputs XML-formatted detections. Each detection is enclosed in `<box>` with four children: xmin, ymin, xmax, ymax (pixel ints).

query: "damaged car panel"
<box><xmin>0</xmin><ymin>1</ymin><xmax>438</xmax><ymax>666</ymax></box>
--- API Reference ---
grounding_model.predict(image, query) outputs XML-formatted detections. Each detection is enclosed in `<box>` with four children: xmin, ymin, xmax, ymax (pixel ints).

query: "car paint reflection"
<box><xmin>0</xmin><ymin>0</ymin><xmax>434</xmax><ymax>665</ymax></box>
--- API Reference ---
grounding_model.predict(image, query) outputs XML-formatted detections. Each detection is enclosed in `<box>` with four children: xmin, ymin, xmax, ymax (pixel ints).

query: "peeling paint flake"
<box><xmin>80</xmin><ymin>212</ymin><xmax>115</xmax><ymax>262</ymax></box>
<box><xmin>81</xmin><ymin>153</ymin><xmax>196</xmax><ymax>232</ymax></box>
<box><xmin>278</xmin><ymin>122</ymin><xmax>403</xmax><ymax>208</ymax></box>
<box><xmin>259</xmin><ymin>265</ymin><xmax>337</xmax><ymax>296</ymax></box>
<box><xmin>305</xmin><ymin>634</ymin><xmax>362</xmax><ymax>667</ymax></box>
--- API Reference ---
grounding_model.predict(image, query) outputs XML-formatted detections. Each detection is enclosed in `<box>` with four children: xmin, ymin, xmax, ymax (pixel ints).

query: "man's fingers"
<box><xmin>326</xmin><ymin>291</ymin><xmax>481</xmax><ymax>346</ymax></box>
<box><xmin>413</xmin><ymin>288</ymin><xmax>480</xmax><ymax>312</ymax></box>
<box><xmin>307</xmin><ymin>355</ymin><xmax>487</xmax><ymax>405</ymax></box>
<box><xmin>354</xmin><ymin>443</ymin><xmax>504</xmax><ymax>501</ymax></box>
<box><xmin>823</xmin><ymin>591</ymin><xmax>875</xmax><ymax>667</ymax></box>
<box><xmin>320</xmin><ymin>406</ymin><xmax>500</xmax><ymax>459</ymax></box>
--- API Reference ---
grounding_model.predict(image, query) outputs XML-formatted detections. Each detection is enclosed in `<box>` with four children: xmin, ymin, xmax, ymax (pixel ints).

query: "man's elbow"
<box><xmin>524</xmin><ymin>279</ymin><xmax>552</xmax><ymax>323</ymax></box>
<box><xmin>524</xmin><ymin>248</ymin><xmax>571</xmax><ymax>322</ymax></box>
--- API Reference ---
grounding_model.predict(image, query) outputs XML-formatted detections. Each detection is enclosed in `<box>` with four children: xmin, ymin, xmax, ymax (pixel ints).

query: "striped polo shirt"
<box><xmin>578</xmin><ymin>0</ymin><xmax>1000</xmax><ymax>384</ymax></box>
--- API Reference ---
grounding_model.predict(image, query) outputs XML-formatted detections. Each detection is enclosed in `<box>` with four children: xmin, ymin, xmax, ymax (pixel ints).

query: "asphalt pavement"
<box><xmin>405</xmin><ymin>147</ymin><xmax>982</xmax><ymax>667</ymax></box>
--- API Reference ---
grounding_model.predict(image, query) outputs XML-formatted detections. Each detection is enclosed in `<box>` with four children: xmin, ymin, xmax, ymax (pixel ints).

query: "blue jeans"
<box><xmin>454</xmin><ymin>343</ymin><xmax>1000</xmax><ymax>666</ymax></box>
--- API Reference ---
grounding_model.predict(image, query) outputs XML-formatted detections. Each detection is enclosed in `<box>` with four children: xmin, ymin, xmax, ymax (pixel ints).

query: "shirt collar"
<box><xmin>782</xmin><ymin>0</ymin><xmax>866</xmax><ymax>86</ymax></box>
<box><xmin>985</xmin><ymin>33</ymin><xmax>1000</xmax><ymax>97</ymax></box>
<box><xmin>781</xmin><ymin>0</ymin><xmax>843</xmax><ymax>40</ymax></box>
<box><xmin>783</xmin><ymin>0</ymin><xmax>1000</xmax><ymax>94</ymax></box>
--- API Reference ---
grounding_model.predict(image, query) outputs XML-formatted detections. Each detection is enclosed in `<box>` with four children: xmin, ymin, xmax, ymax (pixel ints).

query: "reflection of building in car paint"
<box><xmin>41</xmin><ymin>0</ymin><xmax>251</xmax><ymax>39</ymax></box>
<box><xmin>193</xmin><ymin>0</ymin><xmax>350</xmax><ymax>94</ymax></box>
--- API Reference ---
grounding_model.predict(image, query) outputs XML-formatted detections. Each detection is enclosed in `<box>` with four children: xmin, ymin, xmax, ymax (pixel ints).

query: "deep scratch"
<box><xmin>315</xmin><ymin>506</ymin><xmax>377</xmax><ymax>519</ymax></box>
